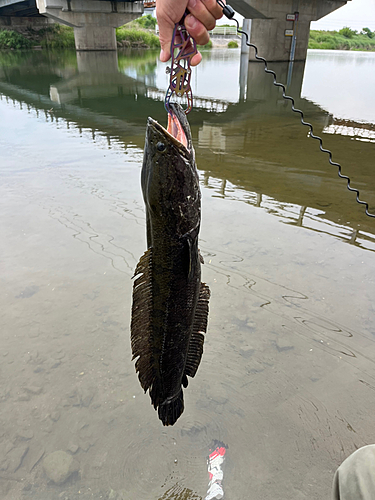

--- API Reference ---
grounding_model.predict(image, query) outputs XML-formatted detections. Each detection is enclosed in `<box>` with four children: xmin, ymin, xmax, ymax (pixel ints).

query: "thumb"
<box><xmin>158</xmin><ymin>18</ymin><xmax>173</xmax><ymax>62</ymax></box>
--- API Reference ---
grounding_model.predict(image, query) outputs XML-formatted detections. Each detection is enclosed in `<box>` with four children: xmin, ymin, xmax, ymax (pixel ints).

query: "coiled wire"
<box><xmin>216</xmin><ymin>0</ymin><xmax>374</xmax><ymax>219</ymax></box>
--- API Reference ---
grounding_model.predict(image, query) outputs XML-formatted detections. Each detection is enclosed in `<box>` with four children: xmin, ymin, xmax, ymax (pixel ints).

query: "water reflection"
<box><xmin>0</xmin><ymin>49</ymin><xmax>373</xmax><ymax>237</ymax></box>
<box><xmin>1</xmin><ymin>48</ymin><xmax>375</xmax><ymax>500</ymax></box>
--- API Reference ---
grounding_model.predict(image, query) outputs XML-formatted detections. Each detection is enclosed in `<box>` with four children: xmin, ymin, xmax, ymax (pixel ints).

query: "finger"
<box><xmin>157</xmin><ymin>13</ymin><xmax>174</xmax><ymax>61</ymax></box>
<box><xmin>187</xmin><ymin>0</ymin><xmax>216</xmax><ymax>31</ymax></box>
<box><xmin>191</xmin><ymin>51</ymin><xmax>203</xmax><ymax>66</ymax></box>
<box><xmin>199</xmin><ymin>0</ymin><xmax>225</xmax><ymax>20</ymax></box>
<box><xmin>156</xmin><ymin>0</ymin><xmax>188</xmax><ymax>62</ymax></box>
<box><xmin>185</xmin><ymin>14</ymin><xmax>210</xmax><ymax>46</ymax></box>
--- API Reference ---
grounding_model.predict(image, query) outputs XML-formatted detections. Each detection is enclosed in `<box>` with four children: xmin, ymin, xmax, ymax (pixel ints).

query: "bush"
<box><xmin>339</xmin><ymin>26</ymin><xmax>357</xmax><ymax>39</ymax></box>
<box><xmin>0</xmin><ymin>29</ymin><xmax>32</xmax><ymax>49</ymax></box>
<box><xmin>40</xmin><ymin>25</ymin><xmax>75</xmax><ymax>48</ymax></box>
<box><xmin>227</xmin><ymin>40</ymin><xmax>238</xmax><ymax>48</ymax></box>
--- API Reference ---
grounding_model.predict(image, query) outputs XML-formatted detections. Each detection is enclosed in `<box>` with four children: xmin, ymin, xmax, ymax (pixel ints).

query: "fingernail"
<box><xmin>160</xmin><ymin>49</ymin><xmax>167</xmax><ymax>61</ymax></box>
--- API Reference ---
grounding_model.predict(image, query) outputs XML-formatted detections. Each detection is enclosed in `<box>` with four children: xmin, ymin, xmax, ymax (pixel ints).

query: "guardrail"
<box><xmin>208</xmin><ymin>26</ymin><xmax>240</xmax><ymax>37</ymax></box>
<box><xmin>155</xmin><ymin>24</ymin><xmax>240</xmax><ymax>37</ymax></box>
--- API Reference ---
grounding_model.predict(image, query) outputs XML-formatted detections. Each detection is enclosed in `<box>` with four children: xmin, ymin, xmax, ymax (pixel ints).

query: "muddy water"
<box><xmin>0</xmin><ymin>48</ymin><xmax>374</xmax><ymax>500</ymax></box>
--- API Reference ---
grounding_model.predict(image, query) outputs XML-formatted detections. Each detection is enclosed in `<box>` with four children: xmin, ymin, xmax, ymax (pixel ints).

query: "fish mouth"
<box><xmin>148</xmin><ymin>104</ymin><xmax>191</xmax><ymax>154</ymax></box>
<box><xmin>167</xmin><ymin>111</ymin><xmax>188</xmax><ymax>149</ymax></box>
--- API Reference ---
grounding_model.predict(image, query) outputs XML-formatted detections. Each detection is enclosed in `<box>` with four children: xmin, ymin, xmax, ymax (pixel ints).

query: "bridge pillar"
<box><xmin>248</xmin><ymin>17</ymin><xmax>311</xmax><ymax>62</ymax></box>
<box><xmin>233</xmin><ymin>0</ymin><xmax>349</xmax><ymax>62</ymax></box>
<box><xmin>35</xmin><ymin>0</ymin><xmax>143</xmax><ymax>50</ymax></box>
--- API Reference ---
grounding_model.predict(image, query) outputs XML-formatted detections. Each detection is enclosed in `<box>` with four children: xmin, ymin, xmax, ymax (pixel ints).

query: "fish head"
<box><xmin>142</xmin><ymin>103</ymin><xmax>201</xmax><ymax>236</ymax></box>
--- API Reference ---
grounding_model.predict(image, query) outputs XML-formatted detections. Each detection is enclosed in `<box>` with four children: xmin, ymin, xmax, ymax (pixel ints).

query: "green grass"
<box><xmin>227</xmin><ymin>40</ymin><xmax>238</xmax><ymax>48</ymax></box>
<box><xmin>0</xmin><ymin>30</ymin><xmax>32</xmax><ymax>49</ymax></box>
<box><xmin>116</xmin><ymin>26</ymin><xmax>160</xmax><ymax>48</ymax></box>
<box><xmin>309</xmin><ymin>28</ymin><xmax>375</xmax><ymax>51</ymax></box>
<box><xmin>1</xmin><ymin>19</ymin><xmax>160</xmax><ymax>51</ymax></box>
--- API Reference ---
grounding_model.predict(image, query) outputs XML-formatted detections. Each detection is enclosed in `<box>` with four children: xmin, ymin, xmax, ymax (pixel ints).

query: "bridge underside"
<box><xmin>0</xmin><ymin>0</ymin><xmax>40</xmax><ymax>16</ymax></box>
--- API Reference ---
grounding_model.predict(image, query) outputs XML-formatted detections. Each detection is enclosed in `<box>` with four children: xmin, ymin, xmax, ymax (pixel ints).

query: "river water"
<box><xmin>0</xmin><ymin>47</ymin><xmax>374</xmax><ymax>500</ymax></box>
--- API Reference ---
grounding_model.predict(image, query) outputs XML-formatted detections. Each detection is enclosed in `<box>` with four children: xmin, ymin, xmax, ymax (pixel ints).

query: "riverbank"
<box><xmin>0</xmin><ymin>15</ymin><xmax>160</xmax><ymax>50</ymax></box>
<box><xmin>308</xmin><ymin>28</ymin><xmax>375</xmax><ymax>51</ymax></box>
<box><xmin>1</xmin><ymin>22</ymin><xmax>375</xmax><ymax>52</ymax></box>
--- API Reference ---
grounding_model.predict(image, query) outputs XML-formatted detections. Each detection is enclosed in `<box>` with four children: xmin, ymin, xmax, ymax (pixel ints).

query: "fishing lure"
<box><xmin>164</xmin><ymin>12</ymin><xmax>198</xmax><ymax>115</ymax></box>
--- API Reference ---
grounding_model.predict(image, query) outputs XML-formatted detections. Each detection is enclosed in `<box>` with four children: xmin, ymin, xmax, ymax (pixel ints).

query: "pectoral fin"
<box><xmin>184</xmin><ymin>283</ymin><xmax>211</xmax><ymax>378</ymax></box>
<box><xmin>199</xmin><ymin>250</ymin><xmax>204</xmax><ymax>264</ymax></box>
<box><xmin>130</xmin><ymin>248</ymin><xmax>155</xmax><ymax>393</ymax></box>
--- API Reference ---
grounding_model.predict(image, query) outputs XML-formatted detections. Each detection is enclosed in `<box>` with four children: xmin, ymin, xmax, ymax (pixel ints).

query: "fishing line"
<box><xmin>216</xmin><ymin>0</ymin><xmax>375</xmax><ymax>219</ymax></box>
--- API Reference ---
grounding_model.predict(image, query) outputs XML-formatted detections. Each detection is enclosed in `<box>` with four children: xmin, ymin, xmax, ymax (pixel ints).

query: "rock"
<box><xmin>43</xmin><ymin>451</ymin><xmax>79</xmax><ymax>485</ymax></box>
<box><xmin>0</xmin><ymin>388</ymin><xmax>10</xmax><ymax>403</ymax></box>
<box><xmin>78</xmin><ymin>386</ymin><xmax>95</xmax><ymax>408</ymax></box>
<box><xmin>50</xmin><ymin>411</ymin><xmax>60</xmax><ymax>422</ymax></box>
<box><xmin>0</xmin><ymin>458</ymin><xmax>9</xmax><ymax>471</ymax></box>
<box><xmin>17</xmin><ymin>393</ymin><xmax>30</xmax><ymax>402</ymax></box>
<box><xmin>79</xmin><ymin>439</ymin><xmax>92</xmax><ymax>452</ymax></box>
<box><xmin>50</xmin><ymin>360</ymin><xmax>61</xmax><ymax>369</ymax></box>
<box><xmin>18</xmin><ymin>429</ymin><xmax>34</xmax><ymax>440</ymax></box>
<box><xmin>27</xmin><ymin>446</ymin><xmax>45</xmax><ymax>472</ymax></box>
<box><xmin>108</xmin><ymin>489</ymin><xmax>119</xmax><ymax>500</ymax></box>
<box><xmin>67</xmin><ymin>443</ymin><xmax>79</xmax><ymax>454</ymax></box>
<box><xmin>24</xmin><ymin>386</ymin><xmax>43</xmax><ymax>395</ymax></box>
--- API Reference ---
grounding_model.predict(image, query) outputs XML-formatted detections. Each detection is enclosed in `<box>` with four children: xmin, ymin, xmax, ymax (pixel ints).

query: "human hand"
<box><xmin>156</xmin><ymin>0</ymin><xmax>224</xmax><ymax>66</ymax></box>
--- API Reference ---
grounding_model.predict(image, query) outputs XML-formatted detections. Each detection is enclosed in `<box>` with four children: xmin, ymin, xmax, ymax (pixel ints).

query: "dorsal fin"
<box><xmin>130</xmin><ymin>248</ymin><xmax>155</xmax><ymax>393</ymax></box>
<box><xmin>184</xmin><ymin>283</ymin><xmax>211</xmax><ymax>378</ymax></box>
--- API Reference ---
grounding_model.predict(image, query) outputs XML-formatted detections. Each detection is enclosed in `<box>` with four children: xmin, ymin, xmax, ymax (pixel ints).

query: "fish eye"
<box><xmin>157</xmin><ymin>142</ymin><xmax>166</xmax><ymax>152</ymax></box>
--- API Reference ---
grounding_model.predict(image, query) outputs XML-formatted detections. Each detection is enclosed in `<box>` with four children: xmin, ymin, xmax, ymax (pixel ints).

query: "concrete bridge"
<box><xmin>234</xmin><ymin>0</ymin><xmax>351</xmax><ymax>62</ymax></box>
<box><xmin>0</xmin><ymin>0</ymin><xmax>351</xmax><ymax>55</ymax></box>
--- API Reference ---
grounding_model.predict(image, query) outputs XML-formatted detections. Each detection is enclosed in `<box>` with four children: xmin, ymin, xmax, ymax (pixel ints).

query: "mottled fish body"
<box><xmin>131</xmin><ymin>103</ymin><xmax>210</xmax><ymax>426</ymax></box>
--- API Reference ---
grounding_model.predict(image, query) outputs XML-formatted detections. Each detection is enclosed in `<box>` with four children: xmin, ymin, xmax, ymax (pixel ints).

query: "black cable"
<box><xmin>216</xmin><ymin>0</ymin><xmax>374</xmax><ymax>219</ymax></box>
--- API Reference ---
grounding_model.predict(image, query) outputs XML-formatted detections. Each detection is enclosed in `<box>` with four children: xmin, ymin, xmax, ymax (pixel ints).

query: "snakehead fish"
<box><xmin>131</xmin><ymin>103</ymin><xmax>210</xmax><ymax>426</ymax></box>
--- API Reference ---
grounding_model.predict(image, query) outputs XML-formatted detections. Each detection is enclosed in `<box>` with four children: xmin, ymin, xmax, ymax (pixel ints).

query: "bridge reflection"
<box><xmin>0</xmin><ymin>49</ymin><xmax>374</xmax><ymax>248</ymax></box>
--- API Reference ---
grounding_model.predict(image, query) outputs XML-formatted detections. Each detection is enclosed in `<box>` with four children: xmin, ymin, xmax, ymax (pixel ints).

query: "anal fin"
<box><xmin>184</xmin><ymin>283</ymin><xmax>210</xmax><ymax>378</ymax></box>
<box><xmin>130</xmin><ymin>248</ymin><xmax>155</xmax><ymax>393</ymax></box>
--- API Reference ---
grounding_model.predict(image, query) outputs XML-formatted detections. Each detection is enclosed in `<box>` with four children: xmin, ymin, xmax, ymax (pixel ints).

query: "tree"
<box><xmin>361</xmin><ymin>27</ymin><xmax>374</xmax><ymax>38</ymax></box>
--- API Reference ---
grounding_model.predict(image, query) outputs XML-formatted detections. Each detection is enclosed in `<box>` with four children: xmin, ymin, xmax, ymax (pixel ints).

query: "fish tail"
<box><xmin>158</xmin><ymin>390</ymin><xmax>184</xmax><ymax>426</ymax></box>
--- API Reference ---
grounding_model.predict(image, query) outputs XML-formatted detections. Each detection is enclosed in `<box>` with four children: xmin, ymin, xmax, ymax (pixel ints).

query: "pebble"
<box><xmin>67</xmin><ymin>443</ymin><xmax>79</xmax><ymax>454</ymax></box>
